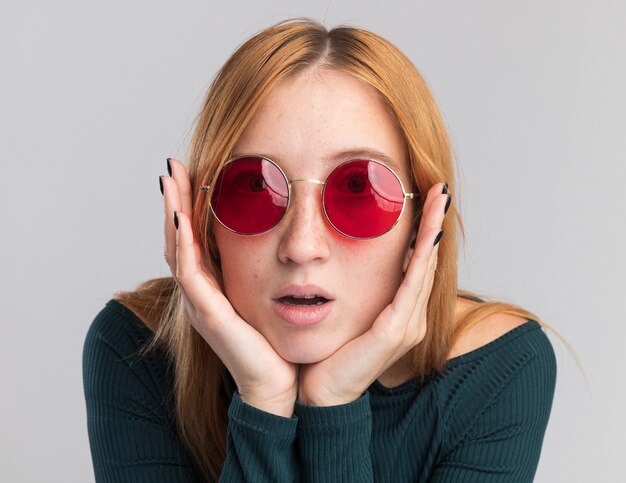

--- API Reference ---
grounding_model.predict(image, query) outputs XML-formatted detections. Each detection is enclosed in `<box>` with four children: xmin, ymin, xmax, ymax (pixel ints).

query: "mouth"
<box><xmin>271</xmin><ymin>286</ymin><xmax>335</xmax><ymax>326</ymax></box>
<box><xmin>276</xmin><ymin>295</ymin><xmax>330</xmax><ymax>306</ymax></box>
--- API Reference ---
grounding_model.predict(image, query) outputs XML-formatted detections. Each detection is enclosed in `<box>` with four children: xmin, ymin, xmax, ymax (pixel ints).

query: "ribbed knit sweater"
<box><xmin>83</xmin><ymin>299</ymin><xmax>556</xmax><ymax>482</ymax></box>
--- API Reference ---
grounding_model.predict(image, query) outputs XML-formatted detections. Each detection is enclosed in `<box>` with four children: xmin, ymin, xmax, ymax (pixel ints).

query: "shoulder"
<box><xmin>82</xmin><ymin>299</ymin><xmax>170</xmax><ymax>402</ymax></box>
<box><xmin>82</xmin><ymin>302</ymin><xmax>193</xmax><ymax>478</ymax></box>
<box><xmin>446</xmin><ymin>310</ymin><xmax>533</xmax><ymax>361</ymax></box>
<box><xmin>434</xmin><ymin>315</ymin><xmax>557</xmax><ymax>480</ymax></box>
<box><xmin>83</xmin><ymin>299</ymin><xmax>154</xmax><ymax>360</ymax></box>
<box><xmin>436</xmin><ymin>308</ymin><xmax>556</xmax><ymax>422</ymax></box>
<box><xmin>435</xmin><ymin>311</ymin><xmax>557</xmax><ymax>447</ymax></box>
<box><xmin>438</xmin><ymin>298</ymin><xmax>557</xmax><ymax>412</ymax></box>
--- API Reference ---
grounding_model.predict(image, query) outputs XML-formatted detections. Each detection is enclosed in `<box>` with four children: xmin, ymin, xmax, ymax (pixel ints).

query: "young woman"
<box><xmin>83</xmin><ymin>18</ymin><xmax>558</xmax><ymax>482</ymax></box>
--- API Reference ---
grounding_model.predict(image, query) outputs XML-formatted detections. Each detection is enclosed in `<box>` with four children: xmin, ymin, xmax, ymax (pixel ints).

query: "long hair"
<box><xmin>113</xmin><ymin>18</ymin><xmax>575</xmax><ymax>481</ymax></box>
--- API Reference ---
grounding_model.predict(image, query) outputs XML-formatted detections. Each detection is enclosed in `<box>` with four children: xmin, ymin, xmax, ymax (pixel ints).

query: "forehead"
<box><xmin>232</xmin><ymin>69</ymin><xmax>408</xmax><ymax>177</ymax></box>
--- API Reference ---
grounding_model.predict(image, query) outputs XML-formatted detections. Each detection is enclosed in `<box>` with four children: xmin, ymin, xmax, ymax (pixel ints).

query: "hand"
<box><xmin>297</xmin><ymin>182</ymin><xmax>448</xmax><ymax>407</ymax></box>
<box><xmin>161</xmin><ymin>158</ymin><xmax>298</xmax><ymax>417</ymax></box>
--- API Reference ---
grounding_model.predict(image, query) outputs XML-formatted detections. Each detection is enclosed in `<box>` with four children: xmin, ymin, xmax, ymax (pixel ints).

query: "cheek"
<box><xmin>214</xmin><ymin>220</ymin><xmax>412</xmax><ymax>335</ymax></box>
<box><xmin>214</xmin><ymin>230</ymin><xmax>268</xmax><ymax>313</ymax></box>
<box><xmin>336</xmin><ymin>240</ymin><xmax>407</xmax><ymax>320</ymax></box>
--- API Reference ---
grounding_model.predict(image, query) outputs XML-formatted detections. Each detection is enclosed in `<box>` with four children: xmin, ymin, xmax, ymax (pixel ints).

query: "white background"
<box><xmin>1</xmin><ymin>1</ymin><xmax>623</xmax><ymax>481</ymax></box>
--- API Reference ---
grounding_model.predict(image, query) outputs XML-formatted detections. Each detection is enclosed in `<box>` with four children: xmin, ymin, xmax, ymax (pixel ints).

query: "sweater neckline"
<box><xmin>107</xmin><ymin>299</ymin><xmax>541</xmax><ymax>396</ymax></box>
<box><xmin>369</xmin><ymin>319</ymin><xmax>540</xmax><ymax>395</ymax></box>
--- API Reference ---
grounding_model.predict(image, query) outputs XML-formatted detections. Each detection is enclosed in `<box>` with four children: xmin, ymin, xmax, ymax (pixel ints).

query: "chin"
<box><xmin>274</xmin><ymin>339</ymin><xmax>339</xmax><ymax>364</ymax></box>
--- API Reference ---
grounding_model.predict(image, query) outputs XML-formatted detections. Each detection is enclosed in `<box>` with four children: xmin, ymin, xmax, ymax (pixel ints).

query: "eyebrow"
<box><xmin>231</xmin><ymin>149</ymin><xmax>401</xmax><ymax>171</ymax></box>
<box><xmin>327</xmin><ymin>149</ymin><xmax>401</xmax><ymax>171</ymax></box>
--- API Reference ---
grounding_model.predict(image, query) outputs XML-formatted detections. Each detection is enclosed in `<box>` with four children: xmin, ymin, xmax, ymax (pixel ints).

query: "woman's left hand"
<box><xmin>297</xmin><ymin>181</ymin><xmax>449</xmax><ymax>406</ymax></box>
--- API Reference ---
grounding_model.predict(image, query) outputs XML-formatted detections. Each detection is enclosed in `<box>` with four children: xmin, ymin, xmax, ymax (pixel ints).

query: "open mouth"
<box><xmin>278</xmin><ymin>295</ymin><xmax>329</xmax><ymax>306</ymax></box>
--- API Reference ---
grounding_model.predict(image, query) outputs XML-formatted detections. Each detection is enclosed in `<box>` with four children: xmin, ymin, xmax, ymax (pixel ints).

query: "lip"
<box><xmin>272</xmin><ymin>299</ymin><xmax>334</xmax><ymax>327</ymax></box>
<box><xmin>272</xmin><ymin>284</ymin><xmax>334</xmax><ymax>300</ymax></box>
<box><xmin>271</xmin><ymin>284</ymin><xmax>335</xmax><ymax>327</ymax></box>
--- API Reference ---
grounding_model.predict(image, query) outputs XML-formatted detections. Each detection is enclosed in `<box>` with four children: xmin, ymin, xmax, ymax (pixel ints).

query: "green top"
<box><xmin>83</xmin><ymin>299</ymin><xmax>556</xmax><ymax>482</ymax></box>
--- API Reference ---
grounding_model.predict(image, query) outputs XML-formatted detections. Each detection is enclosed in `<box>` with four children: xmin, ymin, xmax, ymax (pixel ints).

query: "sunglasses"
<box><xmin>200</xmin><ymin>155</ymin><xmax>421</xmax><ymax>240</ymax></box>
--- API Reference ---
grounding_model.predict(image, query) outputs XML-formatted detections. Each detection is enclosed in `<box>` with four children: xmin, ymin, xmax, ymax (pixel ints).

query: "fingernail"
<box><xmin>441</xmin><ymin>182</ymin><xmax>448</xmax><ymax>194</ymax></box>
<box><xmin>173</xmin><ymin>211</ymin><xmax>179</xmax><ymax>230</ymax></box>
<box><xmin>159</xmin><ymin>176</ymin><xmax>164</xmax><ymax>195</ymax></box>
<box><xmin>444</xmin><ymin>194</ymin><xmax>451</xmax><ymax>214</ymax></box>
<box><xmin>433</xmin><ymin>230</ymin><xmax>444</xmax><ymax>246</ymax></box>
<box><xmin>167</xmin><ymin>158</ymin><xmax>172</xmax><ymax>176</ymax></box>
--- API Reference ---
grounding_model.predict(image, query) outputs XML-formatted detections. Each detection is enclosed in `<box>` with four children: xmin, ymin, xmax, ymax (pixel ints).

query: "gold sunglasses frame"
<box><xmin>200</xmin><ymin>154</ymin><xmax>421</xmax><ymax>240</ymax></box>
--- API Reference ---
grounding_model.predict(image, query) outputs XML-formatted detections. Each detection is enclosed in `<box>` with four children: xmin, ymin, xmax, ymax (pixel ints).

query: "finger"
<box><xmin>174</xmin><ymin>211</ymin><xmax>220</xmax><ymax>308</ymax></box>
<box><xmin>173</xmin><ymin>211</ymin><xmax>265</xmax><ymax>356</ymax></box>
<box><xmin>408</xmin><ymin>243</ymin><xmax>439</xmax><ymax>343</ymax></box>
<box><xmin>415</xmin><ymin>181</ymin><xmax>446</xmax><ymax>234</ymax></box>
<box><xmin>167</xmin><ymin>158</ymin><xmax>193</xmax><ymax>218</ymax></box>
<box><xmin>393</xmin><ymin>182</ymin><xmax>448</xmax><ymax>319</ymax></box>
<box><xmin>162</xmin><ymin>174</ymin><xmax>182</xmax><ymax>272</ymax></box>
<box><xmin>414</xmin><ymin>182</ymin><xmax>448</xmax><ymax>246</ymax></box>
<box><xmin>416</xmin><ymin>243</ymin><xmax>438</xmax><ymax>311</ymax></box>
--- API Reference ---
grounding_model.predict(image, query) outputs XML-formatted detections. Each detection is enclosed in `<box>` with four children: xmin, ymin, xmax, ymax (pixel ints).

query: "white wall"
<box><xmin>1</xmin><ymin>1</ymin><xmax>622</xmax><ymax>481</ymax></box>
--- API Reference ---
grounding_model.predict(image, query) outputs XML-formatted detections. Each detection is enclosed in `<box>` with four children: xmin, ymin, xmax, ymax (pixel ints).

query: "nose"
<box><xmin>277</xmin><ymin>182</ymin><xmax>331</xmax><ymax>265</ymax></box>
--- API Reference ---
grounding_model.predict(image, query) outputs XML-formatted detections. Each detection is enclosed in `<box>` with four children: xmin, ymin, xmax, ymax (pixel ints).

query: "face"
<box><xmin>214</xmin><ymin>68</ymin><xmax>416</xmax><ymax>364</ymax></box>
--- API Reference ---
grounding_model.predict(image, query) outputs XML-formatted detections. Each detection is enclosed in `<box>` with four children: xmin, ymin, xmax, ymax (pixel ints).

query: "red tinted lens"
<box><xmin>211</xmin><ymin>157</ymin><xmax>288</xmax><ymax>234</ymax></box>
<box><xmin>323</xmin><ymin>160</ymin><xmax>406</xmax><ymax>238</ymax></box>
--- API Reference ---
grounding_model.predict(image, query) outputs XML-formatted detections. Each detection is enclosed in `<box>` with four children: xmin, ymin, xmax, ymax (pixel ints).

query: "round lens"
<box><xmin>323</xmin><ymin>160</ymin><xmax>406</xmax><ymax>238</ymax></box>
<box><xmin>211</xmin><ymin>157</ymin><xmax>289</xmax><ymax>235</ymax></box>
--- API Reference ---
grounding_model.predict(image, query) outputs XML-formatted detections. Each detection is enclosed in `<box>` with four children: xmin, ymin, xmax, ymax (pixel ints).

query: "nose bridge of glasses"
<box><xmin>286</xmin><ymin>178</ymin><xmax>325</xmax><ymax>213</ymax></box>
<box><xmin>284</xmin><ymin>177</ymin><xmax>326</xmax><ymax>229</ymax></box>
<box><xmin>289</xmin><ymin>178</ymin><xmax>325</xmax><ymax>186</ymax></box>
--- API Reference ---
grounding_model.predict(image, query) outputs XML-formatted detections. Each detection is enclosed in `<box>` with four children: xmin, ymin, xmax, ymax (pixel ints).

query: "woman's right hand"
<box><xmin>161</xmin><ymin>158</ymin><xmax>298</xmax><ymax>418</ymax></box>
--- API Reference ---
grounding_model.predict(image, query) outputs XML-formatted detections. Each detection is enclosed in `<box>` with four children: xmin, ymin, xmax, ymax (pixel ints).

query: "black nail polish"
<box><xmin>173</xmin><ymin>211</ymin><xmax>179</xmax><ymax>230</ymax></box>
<box><xmin>444</xmin><ymin>194</ymin><xmax>451</xmax><ymax>214</ymax></box>
<box><xmin>167</xmin><ymin>158</ymin><xmax>172</xmax><ymax>176</ymax></box>
<box><xmin>159</xmin><ymin>176</ymin><xmax>163</xmax><ymax>195</ymax></box>
<box><xmin>433</xmin><ymin>230</ymin><xmax>444</xmax><ymax>246</ymax></box>
<box><xmin>441</xmin><ymin>182</ymin><xmax>448</xmax><ymax>194</ymax></box>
